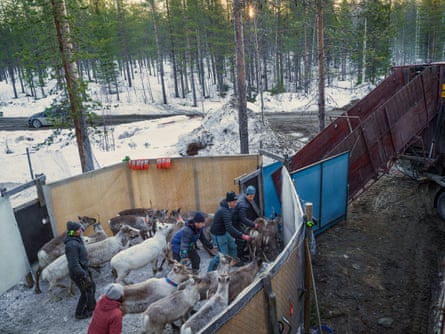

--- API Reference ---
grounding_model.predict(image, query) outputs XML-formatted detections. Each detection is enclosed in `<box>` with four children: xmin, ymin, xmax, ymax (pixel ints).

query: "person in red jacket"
<box><xmin>88</xmin><ymin>283</ymin><xmax>124</xmax><ymax>334</ymax></box>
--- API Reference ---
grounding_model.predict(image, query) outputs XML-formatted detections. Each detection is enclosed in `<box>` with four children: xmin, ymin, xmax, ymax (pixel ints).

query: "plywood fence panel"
<box><xmin>129</xmin><ymin>155</ymin><xmax>260</xmax><ymax>215</ymax></box>
<box><xmin>43</xmin><ymin>155</ymin><xmax>260</xmax><ymax>236</ymax></box>
<box><xmin>43</xmin><ymin>164</ymin><xmax>132</xmax><ymax>236</ymax></box>
<box><xmin>192</xmin><ymin>155</ymin><xmax>260</xmax><ymax>213</ymax></box>
<box><xmin>129</xmin><ymin>158</ymin><xmax>197</xmax><ymax>213</ymax></box>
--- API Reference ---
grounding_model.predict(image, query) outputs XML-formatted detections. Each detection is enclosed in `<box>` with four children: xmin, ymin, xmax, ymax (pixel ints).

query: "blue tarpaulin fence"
<box><xmin>263</xmin><ymin>152</ymin><xmax>349</xmax><ymax>235</ymax></box>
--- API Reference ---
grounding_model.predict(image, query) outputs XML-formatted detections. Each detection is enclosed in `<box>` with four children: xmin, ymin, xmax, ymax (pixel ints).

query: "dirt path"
<box><xmin>311</xmin><ymin>171</ymin><xmax>445</xmax><ymax>333</ymax></box>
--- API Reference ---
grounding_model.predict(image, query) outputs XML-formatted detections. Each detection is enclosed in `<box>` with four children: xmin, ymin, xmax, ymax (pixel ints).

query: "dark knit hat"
<box><xmin>66</xmin><ymin>221</ymin><xmax>82</xmax><ymax>234</ymax></box>
<box><xmin>226</xmin><ymin>191</ymin><xmax>238</xmax><ymax>202</ymax></box>
<box><xmin>193</xmin><ymin>211</ymin><xmax>206</xmax><ymax>223</ymax></box>
<box><xmin>246</xmin><ymin>185</ymin><xmax>256</xmax><ymax>195</ymax></box>
<box><xmin>104</xmin><ymin>283</ymin><xmax>124</xmax><ymax>300</ymax></box>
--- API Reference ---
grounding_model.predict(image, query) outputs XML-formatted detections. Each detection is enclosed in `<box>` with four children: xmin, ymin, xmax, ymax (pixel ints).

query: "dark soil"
<box><xmin>311</xmin><ymin>170</ymin><xmax>445</xmax><ymax>334</ymax></box>
<box><xmin>267</xmin><ymin>107</ymin><xmax>445</xmax><ymax>334</ymax></box>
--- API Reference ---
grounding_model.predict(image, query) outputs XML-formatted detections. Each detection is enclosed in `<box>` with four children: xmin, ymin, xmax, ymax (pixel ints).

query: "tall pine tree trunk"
<box><xmin>51</xmin><ymin>0</ymin><xmax>94</xmax><ymax>172</ymax></box>
<box><xmin>116</xmin><ymin>0</ymin><xmax>132</xmax><ymax>88</ymax></box>
<box><xmin>51</xmin><ymin>0</ymin><xmax>94</xmax><ymax>173</ymax></box>
<box><xmin>165</xmin><ymin>0</ymin><xmax>180</xmax><ymax>98</ymax></box>
<box><xmin>303</xmin><ymin>2</ymin><xmax>310</xmax><ymax>94</ymax></box>
<box><xmin>317</xmin><ymin>0</ymin><xmax>325</xmax><ymax>131</ymax></box>
<box><xmin>150</xmin><ymin>0</ymin><xmax>167</xmax><ymax>104</ymax></box>
<box><xmin>234</xmin><ymin>0</ymin><xmax>248</xmax><ymax>154</ymax></box>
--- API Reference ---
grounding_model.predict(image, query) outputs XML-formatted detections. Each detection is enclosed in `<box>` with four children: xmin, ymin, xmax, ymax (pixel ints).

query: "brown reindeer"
<box><xmin>141</xmin><ymin>276</ymin><xmax>211</xmax><ymax>333</ymax></box>
<box><xmin>247</xmin><ymin>216</ymin><xmax>281</xmax><ymax>262</ymax></box>
<box><xmin>207</xmin><ymin>257</ymin><xmax>263</xmax><ymax>304</ymax></box>
<box><xmin>261</xmin><ymin>215</ymin><xmax>281</xmax><ymax>261</ymax></box>
<box><xmin>180</xmin><ymin>273</ymin><xmax>230</xmax><ymax>334</ymax></box>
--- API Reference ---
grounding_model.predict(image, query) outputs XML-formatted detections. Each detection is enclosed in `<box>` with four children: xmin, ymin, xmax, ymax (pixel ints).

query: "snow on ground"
<box><xmin>0</xmin><ymin>77</ymin><xmax>372</xmax><ymax>187</ymax></box>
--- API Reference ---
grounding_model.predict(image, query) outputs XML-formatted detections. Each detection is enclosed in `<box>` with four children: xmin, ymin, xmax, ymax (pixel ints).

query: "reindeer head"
<box><xmin>78</xmin><ymin>215</ymin><xmax>97</xmax><ymax>231</ymax></box>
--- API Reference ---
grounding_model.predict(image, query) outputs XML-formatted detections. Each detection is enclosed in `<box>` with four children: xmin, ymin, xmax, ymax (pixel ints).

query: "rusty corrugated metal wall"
<box><xmin>283</xmin><ymin>64</ymin><xmax>443</xmax><ymax>202</ymax></box>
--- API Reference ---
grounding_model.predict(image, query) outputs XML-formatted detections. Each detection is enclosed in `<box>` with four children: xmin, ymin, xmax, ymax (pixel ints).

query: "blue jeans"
<box><xmin>207</xmin><ymin>232</ymin><xmax>238</xmax><ymax>272</ymax></box>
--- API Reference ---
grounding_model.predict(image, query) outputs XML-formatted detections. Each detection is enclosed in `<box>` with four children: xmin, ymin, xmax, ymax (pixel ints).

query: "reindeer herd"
<box><xmin>32</xmin><ymin>208</ymin><xmax>282</xmax><ymax>333</ymax></box>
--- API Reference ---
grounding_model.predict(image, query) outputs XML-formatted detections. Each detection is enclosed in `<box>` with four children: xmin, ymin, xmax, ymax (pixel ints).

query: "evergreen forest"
<box><xmin>1</xmin><ymin>0</ymin><xmax>444</xmax><ymax>103</ymax></box>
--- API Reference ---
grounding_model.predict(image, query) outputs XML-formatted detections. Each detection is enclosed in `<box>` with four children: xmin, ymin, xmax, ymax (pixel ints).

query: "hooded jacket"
<box><xmin>87</xmin><ymin>295</ymin><xmax>122</xmax><ymax>334</ymax></box>
<box><xmin>233</xmin><ymin>194</ymin><xmax>259</xmax><ymax>230</ymax></box>
<box><xmin>210</xmin><ymin>199</ymin><xmax>243</xmax><ymax>238</ymax></box>
<box><xmin>171</xmin><ymin>219</ymin><xmax>213</xmax><ymax>258</ymax></box>
<box><xmin>64</xmin><ymin>233</ymin><xmax>89</xmax><ymax>280</ymax></box>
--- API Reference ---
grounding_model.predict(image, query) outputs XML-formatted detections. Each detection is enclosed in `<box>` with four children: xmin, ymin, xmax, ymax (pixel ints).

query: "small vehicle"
<box><xmin>28</xmin><ymin>108</ymin><xmax>67</xmax><ymax>128</ymax></box>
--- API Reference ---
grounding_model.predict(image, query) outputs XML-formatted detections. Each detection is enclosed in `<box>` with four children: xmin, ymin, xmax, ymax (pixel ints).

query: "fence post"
<box><xmin>263</xmin><ymin>274</ymin><xmax>279</xmax><ymax>334</ymax></box>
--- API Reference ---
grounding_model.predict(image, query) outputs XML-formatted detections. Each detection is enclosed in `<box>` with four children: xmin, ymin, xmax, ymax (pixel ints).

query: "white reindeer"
<box><xmin>40</xmin><ymin>224</ymin><xmax>139</xmax><ymax>293</ymax></box>
<box><xmin>121</xmin><ymin>261</ymin><xmax>192</xmax><ymax>314</ymax></box>
<box><xmin>110</xmin><ymin>222</ymin><xmax>173</xmax><ymax>284</ymax></box>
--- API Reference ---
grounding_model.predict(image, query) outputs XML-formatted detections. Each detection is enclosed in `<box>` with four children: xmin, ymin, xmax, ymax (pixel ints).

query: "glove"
<box><xmin>241</xmin><ymin>234</ymin><xmax>251</xmax><ymax>241</ymax></box>
<box><xmin>180</xmin><ymin>258</ymin><xmax>191</xmax><ymax>266</ymax></box>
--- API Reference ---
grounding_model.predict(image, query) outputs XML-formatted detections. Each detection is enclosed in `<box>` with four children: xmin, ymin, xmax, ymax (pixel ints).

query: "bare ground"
<box><xmin>311</xmin><ymin>170</ymin><xmax>445</xmax><ymax>334</ymax></box>
<box><xmin>267</xmin><ymin>113</ymin><xmax>445</xmax><ymax>333</ymax></box>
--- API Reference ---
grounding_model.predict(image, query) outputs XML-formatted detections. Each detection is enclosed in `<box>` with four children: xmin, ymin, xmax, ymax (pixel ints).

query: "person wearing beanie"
<box><xmin>233</xmin><ymin>185</ymin><xmax>261</xmax><ymax>263</ymax></box>
<box><xmin>88</xmin><ymin>283</ymin><xmax>124</xmax><ymax>334</ymax></box>
<box><xmin>207</xmin><ymin>191</ymin><xmax>251</xmax><ymax>272</ymax></box>
<box><xmin>64</xmin><ymin>220</ymin><xmax>96</xmax><ymax>320</ymax></box>
<box><xmin>171</xmin><ymin>211</ymin><xmax>216</xmax><ymax>274</ymax></box>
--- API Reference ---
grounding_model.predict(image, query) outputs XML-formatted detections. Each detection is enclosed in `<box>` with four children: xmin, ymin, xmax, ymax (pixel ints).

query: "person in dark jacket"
<box><xmin>88</xmin><ymin>283</ymin><xmax>124</xmax><ymax>334</ymax></box>
<box><xmin>207</xmin><ymin>191</ymin><xmax>251</xmax><ymax>272</ymax></box>
<box><xmin>233</xmin><ymin>185</ymin><xmax>260</xmax><ymax>262</ymax></box>
<box><xmin>171</xmin><ymin>211</ymin><xmax>216</xmax><ymax>274</ymax></box>
<box><xmin>64</xmin><ymin>220</ymin><xmax>96</xmax><ymax>320</ymax></box>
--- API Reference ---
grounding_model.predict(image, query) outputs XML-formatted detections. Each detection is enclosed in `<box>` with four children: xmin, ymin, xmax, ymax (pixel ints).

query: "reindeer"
<box><xmin>207</xmin><ymin>257</ymin><xmax>263</xmax><ymax>303</ymax></box>
<box><xmin>141</xmin><ymin>276</ymin><xmax>211</xmax><ymax>333</ymax></box>
<box><xmin>180</xmin><ymin>273</ymin><xmax>230</xmax><ymax>334</ymax></box>
<box><xmin>40</xmin><ymin>224</ymin><xmax>139</xmax><ymax>294</ymax></box>
<box><xmin>110</xmin><ymin>222</ymin><xmax>173</xmax><ymax>284</ymax></box>
<box><xmin>121</xmin><ymin>261</ymin><xmax>192</xmax><ymax>314</ymax></box>
<box><xmin>247</xmin><ymin>216</ymin><xmax>281</xmax><ymax>262</ymax></box>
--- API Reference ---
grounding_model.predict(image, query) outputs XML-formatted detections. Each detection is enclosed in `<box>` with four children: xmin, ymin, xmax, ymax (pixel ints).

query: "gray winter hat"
<box><xmin>104</xmin><ymin>283</ymin><xmax>124</xmax><ymax>300</ymax></box>
<box><xmin>66</xmin><ymin>221</ymin><xmax>82</xmax><ymax>234</ymax></box>
<box><xmin>246</xmin><ymin>185</ymin><xmax>256</xmax><ymax>195</ymax></box>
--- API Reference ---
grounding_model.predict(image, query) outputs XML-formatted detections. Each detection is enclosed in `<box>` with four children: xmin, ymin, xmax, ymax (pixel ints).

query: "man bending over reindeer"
<box><xmin>171</xmin><ymin>211</ymin><xmax>216</xmax><ymax>275</ymax></box>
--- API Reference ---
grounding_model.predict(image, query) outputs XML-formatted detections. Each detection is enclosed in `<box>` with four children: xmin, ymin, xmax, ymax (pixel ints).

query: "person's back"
<box><xmin>211</xmin><ymin>196</ymin><xmax>242</xmax><ymax>239</ymax></box>
<box><xmin>88</xmin><ymin>283</ymin><xmax>124</xmax><ymax>334</ymax></box>
<box><xmin>64</xmin><ymin>221</ymin><xmax>96</xmax><ymax>320</ymax></box>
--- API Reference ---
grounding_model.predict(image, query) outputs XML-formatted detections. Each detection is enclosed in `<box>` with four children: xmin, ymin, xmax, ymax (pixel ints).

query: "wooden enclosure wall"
<box><xmin>43</xmin><ymin>155</ymin><xmax>260</xmax><ymax>236</ymax></box>
<box><xmin>43</xmin><ymin>163</ymin><xmax>132</xmax><ymax>236</ymax></box>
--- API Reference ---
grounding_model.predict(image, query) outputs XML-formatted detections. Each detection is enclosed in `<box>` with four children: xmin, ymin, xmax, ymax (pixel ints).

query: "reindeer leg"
<box><xmin>34</xmin><ymin>266</ymin><xmax>43</xmax><ymax>294</ymax></box>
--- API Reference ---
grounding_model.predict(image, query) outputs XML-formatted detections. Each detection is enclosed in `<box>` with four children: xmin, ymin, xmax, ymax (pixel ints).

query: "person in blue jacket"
<box><xmin>171</xmin><ymin>211</ymin><xmax>216</xmax><ymax>274</ymax></box>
